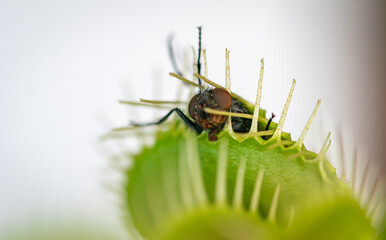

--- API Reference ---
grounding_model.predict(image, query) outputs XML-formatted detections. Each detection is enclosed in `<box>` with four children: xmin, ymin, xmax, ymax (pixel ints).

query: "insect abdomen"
<box><xmin>231</xmin><ymin>99</ymin><xmax>252</xmax><ymax>132</ymax></box>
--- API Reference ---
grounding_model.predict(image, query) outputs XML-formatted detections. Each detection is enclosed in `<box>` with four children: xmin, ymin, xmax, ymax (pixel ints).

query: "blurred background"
<box><xmin>0</xmin><ymin>0</ymin><xmax>385</xmax><ymax>238</ymax></box>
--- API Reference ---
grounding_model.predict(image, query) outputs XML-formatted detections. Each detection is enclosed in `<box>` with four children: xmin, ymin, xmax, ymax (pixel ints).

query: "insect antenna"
<box><xmin>196</xmin><ymin>26</ymin><xmax>203</xmax><ymax>89</ymax></box>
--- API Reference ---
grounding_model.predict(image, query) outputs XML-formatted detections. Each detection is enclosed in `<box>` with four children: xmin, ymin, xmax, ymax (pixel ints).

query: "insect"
<box><xmin>189</xmin><ymin>87</ymin><xmax>253</xmax><ymax>141</ymax></box>
<box><xmin>132</xmin><ymin>87</ymin><xmax>253</xmax><ymax>142</ymax></box>
<box><xmin>131</xmin><ymin>27</ymin><xmax>275</xmax><ymax>141</ymax></box>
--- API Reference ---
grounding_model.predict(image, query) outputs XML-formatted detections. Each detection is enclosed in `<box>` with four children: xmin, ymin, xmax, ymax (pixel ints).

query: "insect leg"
<box><xmin>265</xmin><ymin>113</ymin><xmax>276</xmax><ymax>131</ymax></box>
<box><xmin>131</xmin><ymin>108</ymin><xmax>203</xmax><ymax>134</ymax></box>
<box><xmin>167</xmin><ymin>34</ymin><xmax>183</xmax><ymax>77</ymax></box>
<box><xmin>262</xmin><ymin>113</ymin><xmax>276</xmax><ymax>140</ymax></box>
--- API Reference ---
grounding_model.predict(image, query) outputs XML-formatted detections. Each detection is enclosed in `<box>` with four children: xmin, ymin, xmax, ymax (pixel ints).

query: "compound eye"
<box><xmin>213</xmin><ymin>88</ymin><xmax>231</xmax><ymax>110</ymax></box>
<box><xmin>188</xmin><ymin>94</ymin><xmax>199</xmax><ymax>118</ymax></box>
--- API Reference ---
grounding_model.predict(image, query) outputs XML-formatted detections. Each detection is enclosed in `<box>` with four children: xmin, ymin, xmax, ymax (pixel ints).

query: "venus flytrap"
<box><xmin>113</xmin><ymin>41</ymin><xmax>382</xmax><ymax>239</ymax></box>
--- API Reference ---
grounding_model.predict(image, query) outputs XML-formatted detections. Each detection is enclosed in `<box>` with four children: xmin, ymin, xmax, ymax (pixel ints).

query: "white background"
<box><xmin>1</xmin><ymin>0</ymin><xmax>385</xmax><ymax>238</ymax></box>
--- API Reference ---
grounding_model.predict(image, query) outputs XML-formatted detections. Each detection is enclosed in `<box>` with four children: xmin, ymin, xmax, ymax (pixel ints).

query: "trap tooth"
<box><xmin>215</xmin><ymin>139</ymin><xmax>228</xmax><ymax>207</ymax></box>
<box><xmin>179</xmin><ymin>140</ymin><xmax>194</xmax><ymax>209</ymax></box>
<box><xmin>315</xmin><ymin>132</ymin><xmax>333</xmax><ymax>183</ymax></box>
<box><xmin>335</xmin><ymin>131</ymin><xmax>386</xmax><ymax>231</ymax></box>
<box><xmin>357</xmin><ymin>158</ymin><xmax>370</xmax><ymax>205</ymax></box>
<box><xmin>202</xmin><ymin>49</ymin><xmax>208</xmax><ymax>78</ymax></box>
<box><xmin>345</xmin><ymin>145</ymin><xmax>385</xmax><ymax>230</ymax></box>
<box><xmin>292</xmin><ymin>99</ymin><xmax>321</xmax><ymax>151</ymax></box>
<box><xmin>287</xmin><ymin>205</ymin><xmax>295</xmax><ymax>228</ymax></box>
<box><xmin>319</xmin><ymin>132</ymin><xmax>332</xmax><ymax>157</ymax></box>
<box><xmin>338</xmin><ymin>126</ymin><xmax>347</xmax><ymax>180</ymax></box>
<box><xmin>369</xmin><ymin>197</ymin><xmax>384</xmax><ymax>229</ymax></box>
<box><xmin>250</xmin><ymin>58</ymin><xmax>264</xmax><ymax>134</ymax></box>
<box><xmin>351</xmin><ymin>147</ymin><xmax>358</xmax><ymax>196</ymax></box>
<box><xmin>249</xmin><ymin>168</ymin><xmax>265</xmax><ymax>214</ymax></box>
<box><xmin>169</xmin><ymin>72</ymin><xmax>203</xmax><ymax>89</ymax></box>
<box><xmin>362</xmin><ymin>166</ymin><xmax>385</xmax><ymax>232</ymax></box>
<box><xmin>194</xmin><ymin>73</ymin><xmax>222</xmax><ymax>89</ymax></box>
<box><xmin>162</xmin><ymin>146</ymin><xmax>181</xmax><ymax>215</ymax></box>
<box><xmin>232</xmin><ymin>157</ymin><xmax>247</xmax><ymax>209</ymax></box>
<box><xmin>368</xmin><ymin>196</ymin><xmax>382</xmax><ymax>220</ymax></box>
<box><xmin>200</xmin><ymin>48</ymin><xmax>210</xmax><ymax>89</ymax></box>
<box><xmin>186</xmin><ymin>134</ymin><xmax>207</xmax><ymax>206</ymax></box>
<box><xmin>225</xmin><ymin>49</ymin><xmax>231</xmax><ymax>92</ymax></box>
<box><xmin>365</xmin><ymin>174</ymin><xmax>381</xmax><ymax>214</ymax></box>
<box><xmin>145</xmin><ymin>175</ymin><xmax>163</xmax><ymax>232</ymax></box>
<box><xmin>269</xmin><ymin>79</ymin><xmax>296</xmax><ymax>142</ymax></box>
<box><xmin>224</xmin><ymin>49</ymin><xmax>233</xmax><ymax>133</ymax></box>
<box><xmin>268</xmin><ymin>184</ymin><xmax>281</xmax><ymax>223</ymax></box>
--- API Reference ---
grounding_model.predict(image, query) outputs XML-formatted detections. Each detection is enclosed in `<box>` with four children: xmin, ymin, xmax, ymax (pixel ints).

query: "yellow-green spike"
<box><xmin>268</xmin><ymin>184</ymin><xmax>281</xmax><ymax>222</ymax></box>
<box><xmin>215</xmin><ymin>139</ymin><xmax>228</xmax><ymax>207</ymax></box>
<box><xmin>293</xmin><ymin>99</ymin><xmax>321</xmax><ymax>150</ymax></box>
<box><xmin>250</xmin><ymin>58</ymin><xmax>264</xmax><ymax>133</ymax></box>
<box><xmin>233</xmin><ymin>157</ymin><xmax>247</xmax><ymax>209</ymax></box>
<box><xmin>249</xmin><ymin>168</ymin><xmax>265</xmax><ymax>214</ymax></box>
<box><xmin>270</xmin><ymin>79</ymin><xmax>296</xmax><ymax>141</ymax></box>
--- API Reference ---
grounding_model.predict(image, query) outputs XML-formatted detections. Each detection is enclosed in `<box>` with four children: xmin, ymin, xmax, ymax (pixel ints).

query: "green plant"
<box><xmin>110</xmin><ymin>40</ymin><xmax>384</xmax><ymax>240</ymax></box>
